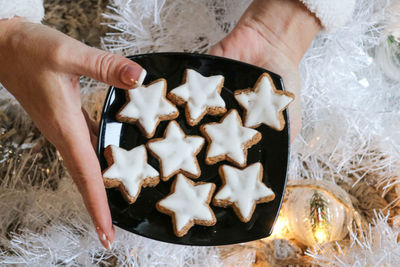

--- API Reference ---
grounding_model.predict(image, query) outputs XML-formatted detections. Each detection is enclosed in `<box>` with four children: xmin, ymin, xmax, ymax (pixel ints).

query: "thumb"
<box><xmin>68</xmin><ymin>44</ymin><xmax>146</xmax><ymax>89</ymax></box>
<box><xmin>57</xmin><ymin>111</ymin><xmax>115</xmax><ymax>249</ymax></box>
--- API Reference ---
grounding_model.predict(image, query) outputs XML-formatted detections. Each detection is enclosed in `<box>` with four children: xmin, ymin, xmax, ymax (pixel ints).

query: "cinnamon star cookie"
<box><xmin>200</xmin><ymin>109</ymin><xmax>261</xmax><ymax>167</ymax></box>
<box><xmin>168</xmin><ymin>69</ymin><xmax>226</xmax><ymax>126</ymax></box>
<box><xmin>102</xmin><ymin>145</ymin><xmax>159</xmax><ymax>204</ymax></box>
<box><xmin>213</xmin><ymin>163</ymin><xmax>275</xmax><ymax>222</ymax></box>
<box><xmin>156</xmin><ymin>174</ymin><xmax>216</xmax><ymax>237</ymax></box>
<box><xmin>117</xmin><ymin>78</ymin><xmax>179</xmax><ymax>138</ymax></box>
<box><xmin>234</xmin><ymin>73</ymin><xmax>294</xmax><ymax>131</ymax></box>
<box><xmin>146</xmin><ymin>120</ymin><xmax>204</xmax><ymax>181</ymax></box>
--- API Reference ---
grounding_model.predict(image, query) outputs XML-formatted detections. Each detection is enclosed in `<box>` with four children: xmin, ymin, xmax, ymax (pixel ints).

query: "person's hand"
<box><xmin>0</xmin><ymin>17</ymin><xmax>146</xmax><ymax>249</ymax></box>
<box><xmin>209</xmin><ymin>0</ymin><xmax>321</xmax><ymax>140</ymax></box>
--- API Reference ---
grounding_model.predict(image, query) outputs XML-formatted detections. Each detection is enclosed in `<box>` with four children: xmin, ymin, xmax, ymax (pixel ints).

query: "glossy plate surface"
<box><xmin>97</xmin><ymin>52</ymin><xmax>290</xmax><ymax>246</ymax></box>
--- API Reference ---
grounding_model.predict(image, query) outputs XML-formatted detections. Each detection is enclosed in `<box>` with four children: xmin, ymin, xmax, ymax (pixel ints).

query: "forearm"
<box><xmin>236</xmin><ymin>0</ymin><xmax>322</xmax><ymax>65</ymax></box>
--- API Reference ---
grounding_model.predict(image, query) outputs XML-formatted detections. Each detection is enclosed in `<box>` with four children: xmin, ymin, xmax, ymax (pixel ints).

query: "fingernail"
<box><xmin>120</xmin><ymin>65</ymin><xmax>146</xmax><ymax>87</ymax></box>
<box><xmin>137</xmin><ymin>68</ymin><xmax>147</xmax><ymax>86</ymax></box>
<box><xmin>96</xmin><ymin>227</ymin><xmax>112</xmax><ymax>250</ymax></box>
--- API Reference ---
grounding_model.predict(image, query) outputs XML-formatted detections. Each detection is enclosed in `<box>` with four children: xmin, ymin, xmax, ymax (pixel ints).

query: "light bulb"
<box><xmin>314</xmin><ymin>227</ymin><xmax>328</xmax><ymax>244</ymax></box>
<box><xmin>271</xmin><ymin>216</ymin><xmax>288</xmax><ymax>237</ymax></box>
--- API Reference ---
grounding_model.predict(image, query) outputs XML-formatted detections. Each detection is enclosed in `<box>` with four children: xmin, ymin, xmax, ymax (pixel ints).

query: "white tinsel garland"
<box><xmin>1</xmin><ymin>0</ymin><xmax>400</xmax><ymax>266</ymax></box>
<box><xmin>291</xmin><ymin>0</ymin><xmax>400</xmax><ymax>183</ymax></box>
<box><xmin>101</xmin><ymin>0</ymin><xmax>251</xmax><ymax>54</ymax></box>
<box><xmin>306</xmin><ymin>212</ymin><xmax>400</xmax><ymax>266</ymax></box>
<box><xmin>0</xmin><ymin>179</ymin><xmax>225</xmax><ymax>266</ymax></box>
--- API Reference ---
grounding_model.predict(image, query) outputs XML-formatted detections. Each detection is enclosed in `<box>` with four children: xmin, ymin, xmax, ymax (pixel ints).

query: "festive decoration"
<box><xmin>278</xmin><ymin>180</ymin><xmax>359</xmax><ymax>246</ymax></box>
<box><xmin>1</xmin><ymin>0</ymin><xmax>400</xmax><ymax>266</ymax></box>
<box><xmin>309</xmin><ymin>190</ymin><xmax>330</xmax><ymax>244</ymax></box>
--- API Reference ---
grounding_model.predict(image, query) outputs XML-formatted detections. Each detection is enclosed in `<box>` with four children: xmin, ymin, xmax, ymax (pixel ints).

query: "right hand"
<box><xmin>0</xmin><ymin>17</ymin><xmax>145</xmax><ymax>249</ymax></box>
<box><xmin>209</xmin><ymin>0</ymin><xmax>322</xmax><ymax>140</ymax></box>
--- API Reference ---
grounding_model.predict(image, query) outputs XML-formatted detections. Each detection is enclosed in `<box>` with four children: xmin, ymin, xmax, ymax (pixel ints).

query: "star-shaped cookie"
<box><xmin>146</xmin><ymin>120</ymin><xmax>204</xmax><ymax>181</ymax></box>
<box><xmin>200</xmin><ymin>109</ymin><xmax>261</xmax><ymax>167</ymax></box>
<box><xmin>234</xmin><ymin>73</ymin><xmax>294</xmax><ymax>131</ymax></box>
<box><xmin>213</xmin><ymin>163</ymin><xmax>275</xmax><ymax>222</ymax></box>
<box><xmin>102</xmin><ymin>145</ymin><xmax>159</xmax><ymax>204</ymax></box>
<box><xmin>168</xmin><ymin>69</ymin><xmax>226</xmax><ymax>126</ymax></box>
<box><xmin>117</xmin><ymin>78</ymin><xmax>179</xmax><ymax>138</ymax></box>
<box><xmin>156</xmin><ymin>174</ymin><xmax>216</xmax><ymax>237</ymax></box>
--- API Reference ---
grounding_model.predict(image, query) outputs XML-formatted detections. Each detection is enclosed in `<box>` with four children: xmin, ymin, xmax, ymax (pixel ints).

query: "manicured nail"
<box><xmin>136</xmin><ymin>68</ymin><xmax>147</xmax><ymax>86</ymax></box>
<box><xmin>96</xmin><ymin>227</ymin><xmax>112</xmax><ymax>250</ymax></box>
<box><xmin>121</xmin><ymin>65</ymin><xmax>144</xmax><ymax>87</ymax></box>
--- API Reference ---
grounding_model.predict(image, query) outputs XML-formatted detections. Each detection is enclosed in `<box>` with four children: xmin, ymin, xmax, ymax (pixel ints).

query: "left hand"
<box><xmin>0</xmin><ymin>17</ymin><xmax>145</xmax><ymax>249</ymax></box>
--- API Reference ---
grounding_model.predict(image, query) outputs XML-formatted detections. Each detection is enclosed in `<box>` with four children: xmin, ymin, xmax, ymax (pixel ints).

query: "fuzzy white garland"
<box><xmin>1</xmin><ymin>0</ymin><xmax>400</xmax><ymax>266</ymax></box>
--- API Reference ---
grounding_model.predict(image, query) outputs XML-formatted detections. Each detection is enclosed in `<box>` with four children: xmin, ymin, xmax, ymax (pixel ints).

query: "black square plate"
<box><xmin>97</xmin><ymin>52</ymin><xmax>290</xmax><ymax>246</ymax></box>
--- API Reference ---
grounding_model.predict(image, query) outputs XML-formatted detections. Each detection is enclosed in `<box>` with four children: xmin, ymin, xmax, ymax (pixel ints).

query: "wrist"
<box><xmin>237</xmin><ymin>0</ymin><xmax>321</xmax><ymax>65</ymax></box>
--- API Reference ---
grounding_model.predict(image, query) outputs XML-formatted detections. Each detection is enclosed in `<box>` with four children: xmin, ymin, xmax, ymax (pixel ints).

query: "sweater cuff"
<box><xmin>0</xmin><ymin>0</ymin><xmax>44</xmax><ymax>23</ymax></box>
<box><xmin>299</xmin><ymin>0</ymin><xmax>356</xmax><ymax>32</ymax></box>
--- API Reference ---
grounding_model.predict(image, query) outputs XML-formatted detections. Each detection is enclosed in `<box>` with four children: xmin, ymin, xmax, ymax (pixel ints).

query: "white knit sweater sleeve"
<box><xmin>299</xmin><ymin>0</ymin><xmax>356</xmax><ymax>32</ymax></box>
<box><xmin>0</xmin><ymin>0</ymin><xmax>44</xmax><ymax>23</ymax></box>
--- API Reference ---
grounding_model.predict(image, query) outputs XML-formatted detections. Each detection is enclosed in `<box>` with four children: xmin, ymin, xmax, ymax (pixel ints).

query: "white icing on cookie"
<box><xmin>118</xmin><ymin>79</ymin><xmax>178</xmax><ymax>137</ymax></box>
<box><xmin>147</xmin><ymin>121</ymin><xmax>204</xmax><ymax>180</ymax></box>
<box><xmin>234</xmin><ymin>73</ymin><xmax>294</xmax><ymax>130</ymax></box>
<box><xmin>201</xmin><ymin>109</ymin><xmax>261</xmax><ymax>166</ymax></box>
<box><xmin>103</xmin><ymin>145</ymin><xmax>159</xmax><ymax>199</ymax></box>
<box><xmin>214</xmin><ymin>163</ymin><xmax>275</xmax><ymax>222</ymax></box>
<box><xmin>169</xmin><ymin>69</ymin><xmax>226</xmax><ymax>125</ymax></box>
<box><xmin>158</xmin><ymin>174</ymin><xmax>215</xmax><ymax>233</ymax></box>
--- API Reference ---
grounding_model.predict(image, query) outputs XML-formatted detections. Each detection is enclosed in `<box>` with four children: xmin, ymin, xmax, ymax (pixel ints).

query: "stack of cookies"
<box><xmin>102</xmin><ymin>69</ymin><xmax>294</xmax><ymax>237</ymax></box>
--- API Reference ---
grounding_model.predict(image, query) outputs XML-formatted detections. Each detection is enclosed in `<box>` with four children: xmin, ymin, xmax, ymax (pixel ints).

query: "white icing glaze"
<box><xmin>169</xmin><ymin>69</ymin><xmax>225</xmax><ymax>123</ymax></box>
<box><xmin>215</xmin><ymin>163</ymin><xmax>275</xmax><ymax>221</ymax></box>
<box><xmin>202</xmin><ymin>109</ymin><xmax>260</xmax><ymax>166</ymax></box>
<box><xmin>234</xmin><ymin>74</ymin><xmax>294</xmax><ymax>129</ymax></box>
<box><xmin>147</xmin><ymin>121</ymin><xmax>204</xmax><ymax>178</ymax></box>
<box><xmin>119</xmin><ymin>79</ymin><xmax>178</xmax><ymax>136</ymax></box>
<box><xmin>103</xmin><ymin>145</ymin><xmax>159</xmax><ymax>198</ymax></box>
<box><xmin>104</xmin><ymin>122</ymin><xmax>122</xmax><ymax>147</ymax></box>
<box><xmin>158</xmin><ymin>174</ymin><xmax>215</xmax><ymax>232</ymax></box>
